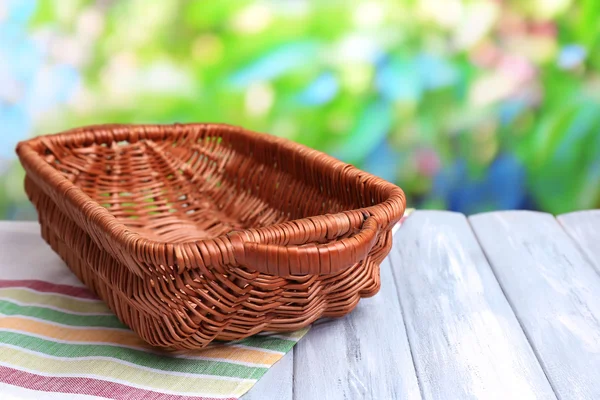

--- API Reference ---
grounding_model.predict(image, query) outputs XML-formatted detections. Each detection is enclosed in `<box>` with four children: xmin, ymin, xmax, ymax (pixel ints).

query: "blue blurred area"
<box><xmin>363</xmin><ymin>139</ymin><xmax>401</xmax><ymax>183</ymax></box>
<box><xmin>432</xmin><ymin>154</ymin><xmax>528</xmax><ymax>214</ymax></box>
<box><xmin>298</xmin><ymin>73</ymin><xmax>339</xmax><ymax>105</ymax></box>
<box><xmin>228</xmin><ymin>41</ymin><xmax>320</xmax><ymax>88</ymax></box>
<box><xmin>332</xmin><ymin>100</ymin><xmax>392</xmax><ymax>163</ymax></box>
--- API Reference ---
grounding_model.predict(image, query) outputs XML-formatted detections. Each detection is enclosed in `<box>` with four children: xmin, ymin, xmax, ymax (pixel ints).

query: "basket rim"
<box><xmin>16</xmin><ymin>123</ymin><xmax>406</xmax><ymax>272</ymax></box>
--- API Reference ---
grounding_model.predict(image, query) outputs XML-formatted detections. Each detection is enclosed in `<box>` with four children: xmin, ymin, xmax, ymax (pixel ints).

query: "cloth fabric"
<box><xmin>0</xmin><ymin>222</ymin><xmax>306</xmax><ymax>400</ymax></box>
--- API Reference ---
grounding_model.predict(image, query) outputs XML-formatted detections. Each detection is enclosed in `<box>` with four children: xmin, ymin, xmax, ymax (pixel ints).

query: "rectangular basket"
<box><xmin>16</xmin><ymin>123</ymin><xmax>406</xmax><ymax>349</ymax></box>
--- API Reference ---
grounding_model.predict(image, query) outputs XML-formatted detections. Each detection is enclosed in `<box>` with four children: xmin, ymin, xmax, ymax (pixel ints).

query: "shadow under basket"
<box><xmin>16</xmin><ymin>123</ymin><xmax>406</xmax><ymax>349</ymax></box>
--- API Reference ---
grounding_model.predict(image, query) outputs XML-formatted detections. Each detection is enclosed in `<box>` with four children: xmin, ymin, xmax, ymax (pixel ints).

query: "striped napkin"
<box><xmin>0</xmin><ymin>222</ymin><xmax>307</xmax><ymax>400</ymax></box>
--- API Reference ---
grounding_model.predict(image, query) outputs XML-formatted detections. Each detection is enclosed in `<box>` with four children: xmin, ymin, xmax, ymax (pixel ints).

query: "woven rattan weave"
<box><xmin>16</xmin><ymin>123</ymin><xmax>406</xmax><ymax>349</ymax></box>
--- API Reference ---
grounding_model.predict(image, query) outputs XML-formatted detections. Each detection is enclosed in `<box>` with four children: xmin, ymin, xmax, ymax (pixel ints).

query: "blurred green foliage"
<box><xmin>1</xmin><ymin>0</ymin><xmax>600</xmax><ymax>219</ymax></box>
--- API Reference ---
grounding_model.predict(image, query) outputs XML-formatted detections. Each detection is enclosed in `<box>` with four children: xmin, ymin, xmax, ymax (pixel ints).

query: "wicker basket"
<box><xmin>16</xmin><ymin>123</ymin><xmax>406</xmax><ymax>349</ymax></box>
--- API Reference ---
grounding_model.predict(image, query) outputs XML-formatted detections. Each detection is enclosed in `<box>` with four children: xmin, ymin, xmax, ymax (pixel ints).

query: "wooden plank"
<box><xmin>391</xmin><ymin>211</ymin><xmax>555</xmax><ymax>400</ymax></box>
<box><xmin>293</xmin><ymin>257</ymin><xmax>421</xmax><ymax>400</ymax></box>
<box><xmin>470</xmin><ymin>211</ymin><xmax>600</xmax><ymax>399</ymax></box>
<box><xmin>242</xmin><ymin>350</ymin><xmax>293</xmax><ymax>400</ymax></box>
<box><xmin>558</xmin><ymin>210</ymin><xmax>600</xmax><ymax>274</ymax></box>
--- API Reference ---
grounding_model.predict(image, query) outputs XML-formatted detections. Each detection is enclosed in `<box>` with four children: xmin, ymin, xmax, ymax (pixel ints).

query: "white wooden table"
<box><xmin>243</xmin><ymin>210</ymin><xmax>600</xmax><ymax>400</ymax></box>
<box><xmin>2</xmin><ymin>210</ymin><xmax>599</xmax><ymax>400</ymax></box>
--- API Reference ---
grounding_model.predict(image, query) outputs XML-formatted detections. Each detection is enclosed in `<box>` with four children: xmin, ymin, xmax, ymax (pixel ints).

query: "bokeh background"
<box><xmin>1</xmin><ymin>0</ymin><xmax>599</xmax><ymax>220</ymax></box>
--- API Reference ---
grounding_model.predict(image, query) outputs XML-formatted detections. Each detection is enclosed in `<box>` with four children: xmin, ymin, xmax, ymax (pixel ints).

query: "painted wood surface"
<box><xmin>293</xmin><ymin>257</ymin><xmax>421</xmax><ymax>400</ymax></box>
<box><xmin>242</xmin><ymin>350</ymin><xmax>293</xmax><ymax>400</ymax></box>
<box><xmin>470</xmin><ymin>211</ymin><xmax>600</xmax><ymax>399</ymax></box>
<box><xmin>558</xmin><ymin>210</ymin><xmax>600</xmax><ymax>274</ymax></box>
<box><xmin>4</xmin><ymin>211</ymin><xmax>600</xmax><ymax>400</ymax></box>
<box><xmin>389</xmin><ymin>211</ymin><xmax>555</xmax><ymax>400</ymax></box>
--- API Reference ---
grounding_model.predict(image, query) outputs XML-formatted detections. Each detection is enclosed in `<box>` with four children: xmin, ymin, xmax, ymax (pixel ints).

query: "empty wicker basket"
<box><xmin>16</xmin><ymin>123</ymin><xmax>406</xmax><ymax>349</ymax></box>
